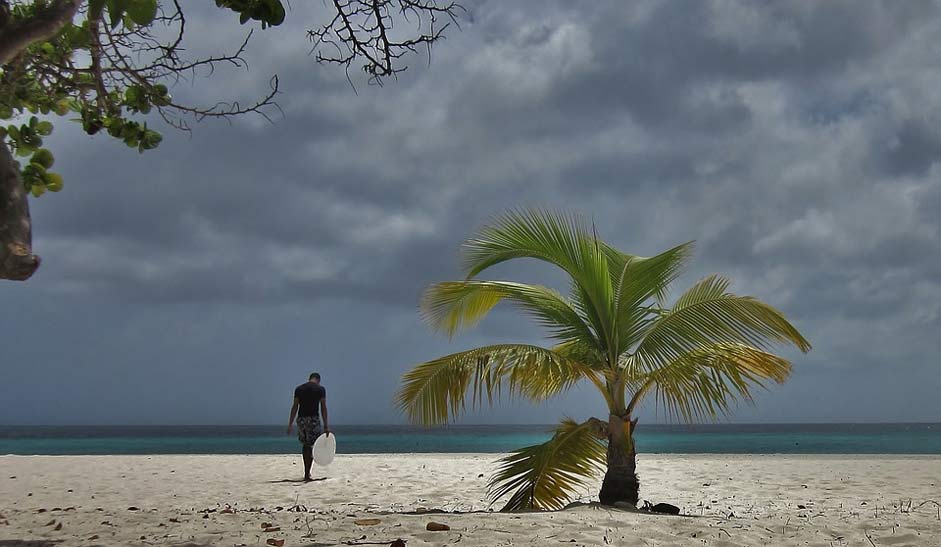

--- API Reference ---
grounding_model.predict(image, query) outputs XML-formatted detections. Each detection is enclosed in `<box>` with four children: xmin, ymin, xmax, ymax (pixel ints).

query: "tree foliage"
<box><xmin>1</xmin><ymin>0</ymin><xmax>283</xmax><ymax>197</ymax></box>
<box><xmin>398</xmin><ymin>210</ymin><xmax>812</xmax><ymax>510</ymax></box>
<box><xmin>0</xmin><ymin>0</ymin><xmax>460</xmax><ymax>280</ymax></box>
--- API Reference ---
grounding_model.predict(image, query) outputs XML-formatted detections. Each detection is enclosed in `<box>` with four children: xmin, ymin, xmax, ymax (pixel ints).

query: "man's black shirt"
<box><xmin>295</xmin><ymin>382</ymin><xmax>326</xmax><ymax>417</ymax></box>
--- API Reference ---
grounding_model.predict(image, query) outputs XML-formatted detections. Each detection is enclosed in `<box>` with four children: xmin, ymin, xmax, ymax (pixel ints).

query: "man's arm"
<box><xmin>287</xmin><ymin>397</ymin><xmax>299</xmax><ymax>434</ymax></box>
<box><xmin>320</xmin><ymin>395</ymin><xmax>330</xmax><ymax>436</ymax></box>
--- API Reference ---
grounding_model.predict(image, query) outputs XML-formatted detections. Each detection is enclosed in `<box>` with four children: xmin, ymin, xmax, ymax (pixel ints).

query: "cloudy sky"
<box><xmin>2</xmin><ymin>0</ymin><xmax>940</xmax><ymax>425</ymax></box>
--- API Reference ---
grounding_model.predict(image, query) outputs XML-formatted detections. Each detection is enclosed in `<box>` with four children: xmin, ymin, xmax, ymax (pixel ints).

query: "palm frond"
<box><xmin>613</xmin><ymin>242</ymin><xmax>695</xmax><ymax>351</ymax></box>
<box><xmin>461</xmin><ymin>209</ymin><xmax>593</xmax><ymax>279</ymax></box>
<box><xmin>627</xmin><ymin>343</ymin><xmax>793</xmax><ymax>421</ymax></box>
<box><xmin>551</xmin><ymin>339</ymin><xmax>604</xmax><ymax>367</ymax></box>
<box><xmin>420</xmin><ymin>280</ymin><xmax>599</xmax><ymax>347</ymax></box>
<box><xmin>552</xmin><ymin>340</ymin><xmax>614</xmax><ymax>406</ymax></box>
<box><xmin>634</xmin><ymin>275</ymin><xmax>811</xmax><ymax>371</ymax></box>
<box><xmin>489</xmin><ymin>418</ymin><xmax>607</xmax><ymax>511</ymax></box>
<box><xmin>673</xmin><ymin>274</ymin><xmax>731</xmax><ymax>311</ymax></box>
<box><xmin>459</xmin><ymin>210</ymin><xmax>617</xmax><ymax>351</ymax></box>
<box><xmin>396</xmin><ymin>344</ymin><xmax>589</xmax><ymax>425</ymax></box>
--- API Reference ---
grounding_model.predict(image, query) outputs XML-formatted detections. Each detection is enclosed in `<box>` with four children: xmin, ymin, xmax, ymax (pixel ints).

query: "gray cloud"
<box><xmin>2</xmin><ymin>0</ymin><xmax>940</xmax><ymax>425</ymax></box>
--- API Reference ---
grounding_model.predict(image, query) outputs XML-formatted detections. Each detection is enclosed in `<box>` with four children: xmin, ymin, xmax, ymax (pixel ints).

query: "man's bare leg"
<box><xmin>302</xmin><ymin>445</ymin><xmax>314</xmax><ymax>481</ymax></box>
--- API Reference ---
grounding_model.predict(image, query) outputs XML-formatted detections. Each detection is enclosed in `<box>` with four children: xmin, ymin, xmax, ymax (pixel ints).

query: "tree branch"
<box><xmin>308</xmin><ymin>0</ymin><xmax>461</xmax><ymax>85</ymax></box>
<box><xmin>0</xmin><ymin>141</ymin><xmax>40</xmax><ymax>281</ymax></box>
<box><xmin>0</xmin><ymin>0</ymin><xmax>79</xmax><ymax>65</ymax></box>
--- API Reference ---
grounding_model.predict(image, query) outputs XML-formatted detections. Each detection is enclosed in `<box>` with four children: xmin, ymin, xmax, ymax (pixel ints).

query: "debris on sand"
<box><xmin>641</xmin><ymin>501</ymin><xmax>681</xmax><ymax>515</ymax></box>
<box><xmin>426</xmin><ymin>521</ymin><xmax>450</xmax><ymax>531</ymax></box>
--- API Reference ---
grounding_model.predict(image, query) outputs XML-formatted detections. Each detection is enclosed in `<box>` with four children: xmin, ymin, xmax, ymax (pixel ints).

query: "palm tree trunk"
<box><xmin>598</xmin><ymin>414</ymin><xmax>639</xmax><ymax>506</ymax></box>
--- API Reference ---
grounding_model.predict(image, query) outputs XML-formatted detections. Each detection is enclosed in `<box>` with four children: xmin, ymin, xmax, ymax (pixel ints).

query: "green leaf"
<box><xmin>140</xmin><ymin>128</ymin><xmax>162</xmax><ymax>149</ymax></box>
<box><xmin>30</xmin><ymin>149</ymin><xmax>55</xmax><ymax>169</ymax></box>
<box><xmin>126</xmin><ymin>0</ymin><xmax>158</xmax><ymax>25</ymax></box>
<box><xmin>44</xmin><ymin>172</ymin><xmax>64</xmax><ymax>192</ymax></box>
<box><xmin>124</xmin><ymin>86</ymin><xmax>140</xmax><ymax>103</ymax></box>
<box><xmin>151</xmin><ymin>84</ymin><xmax>171</xmax><ymax>106</ymax></box>
<box><xmin>106</xmin><ymin>119</ymin><xmax>125</xmax><ymax>138</ymax></box>
<box><xmin>54</xmin><ymin>100</ymin><xmax>71</xmax><ymax>116</ymax></box>
<box><xmin>64</xmin><ymin>24</ymin><xmax>90</xmax><ymax>47</ymax></box>
<box><xmin>107</xmin><ymin>0</ymin><xmax>128</xmax><ymax>28</ymax></box>
<box><xmin>262</xmin><ymin>0</ymin><xmax>286</xmax><ymax>26</ymax></box>
<box><xmin>36</xmin><ymin>121</ymin><xmax>54</xmax><ymax>136</ymax></box>
<box><xmin>20</xmin><ymin>130</ymin><xmax>42</xmax><ymax>148</ymax></box>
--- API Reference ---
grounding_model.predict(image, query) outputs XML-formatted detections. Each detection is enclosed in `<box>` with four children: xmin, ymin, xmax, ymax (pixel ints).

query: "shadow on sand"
<box><xmin>0</xmin><ymin>543</ymin><xmax>214</xmax><ymax>547</ymax></box>
<box><xmin>368</xmin><ymin>501</ymin><xmax>695</xmax><ymax>518</ymax></box>
<box><xmin>267</xmin><ymin>477</ymin><xmax>328</xmax><ymax>483</ymax></box>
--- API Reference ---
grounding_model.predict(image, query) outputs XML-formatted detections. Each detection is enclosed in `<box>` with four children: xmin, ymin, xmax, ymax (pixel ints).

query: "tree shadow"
<box><xmin>267</xmin><ymin>477</ymin><xmax>328</xmax><ymax>483</ymax></box>
<box><xmin>0</xmin><ymin>541</ymin><xmax>214</xmax><ymax>547</ymax></box>
<box><xmin>372</xmin><ymin>502</ymin><xmax>698</xmax><ymax>518</ymax></box>
<box><xmin>561</xmin><ymin>501</ymin><xmax>697</xmax><ymax>518</ymax></box>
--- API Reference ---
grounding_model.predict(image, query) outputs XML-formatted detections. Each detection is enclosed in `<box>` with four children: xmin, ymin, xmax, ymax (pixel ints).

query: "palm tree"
<box><xmin>396</xmin><ymin>210</ymin><xmax>811</xmax><ymax>511</ymax></box>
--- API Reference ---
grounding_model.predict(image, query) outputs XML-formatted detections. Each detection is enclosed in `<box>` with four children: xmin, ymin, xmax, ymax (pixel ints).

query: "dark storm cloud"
<box><xmin>2</xmin><ymin>0</ymin><xmax>941</xmax><ymax>425</ymax></box>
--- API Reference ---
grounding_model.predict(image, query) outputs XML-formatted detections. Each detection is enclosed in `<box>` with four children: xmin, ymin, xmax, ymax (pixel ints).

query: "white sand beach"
<box><xmin>1</xmin><ymin>454</ymin><xmax>939</xmax><ymax>546</ymax></box>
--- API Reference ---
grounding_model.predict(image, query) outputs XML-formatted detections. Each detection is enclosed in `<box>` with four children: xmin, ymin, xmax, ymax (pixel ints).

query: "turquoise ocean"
<box><xmin>1</xmin><ymin>424</ymin><xmax>938</xmax><ymax>455</ymax></box>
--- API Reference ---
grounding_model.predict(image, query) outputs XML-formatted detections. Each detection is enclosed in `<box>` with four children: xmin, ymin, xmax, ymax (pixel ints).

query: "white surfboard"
<box><xmin>312</xmin><ymin>433</ymin><xmax>336</xmax><ymax>466</ymax></box>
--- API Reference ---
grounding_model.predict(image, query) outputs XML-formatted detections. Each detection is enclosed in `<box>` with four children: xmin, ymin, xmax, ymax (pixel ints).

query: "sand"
<box><xmin>1</xmin><ymin>454</ymin><xmax>939</xmax><ymax>546</ymax></box>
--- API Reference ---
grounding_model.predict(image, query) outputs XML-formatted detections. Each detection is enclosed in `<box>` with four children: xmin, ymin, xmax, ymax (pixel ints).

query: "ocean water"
<box><xmin>0</xmin><ymin>424</ymin><xmax>938</xmax><ymax>455</ymax></box>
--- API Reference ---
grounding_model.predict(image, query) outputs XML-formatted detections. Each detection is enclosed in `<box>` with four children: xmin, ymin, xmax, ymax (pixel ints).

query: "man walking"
<box><xmin>287</xmin><ymin>372</ymin><xmax>330</xmax><ymax>482</ymax></box>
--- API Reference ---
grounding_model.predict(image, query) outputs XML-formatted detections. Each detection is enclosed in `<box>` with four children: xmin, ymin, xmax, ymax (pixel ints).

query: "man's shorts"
<box><xmin>296</xmin><ymin>415</ymin><xmax>323</xmax><ymax>447</ymax></box>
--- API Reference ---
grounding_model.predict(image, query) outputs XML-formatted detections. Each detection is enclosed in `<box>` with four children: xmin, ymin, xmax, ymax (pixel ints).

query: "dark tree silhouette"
<box><xmin>1</xmin><ymin>0</ymin><xmax>460</xmax><ymax>280</ymax></box>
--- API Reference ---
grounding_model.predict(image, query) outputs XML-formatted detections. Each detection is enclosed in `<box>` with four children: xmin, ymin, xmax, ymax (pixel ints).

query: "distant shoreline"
<box><xmin>1</xmin><ymin>423</ymin><xmax>939</xmax><ymax>455</ymax></box>
<box><xmin>2</xmin><ymin>421</ymin><xmax>938</xmax><ymax>427</ymax></box>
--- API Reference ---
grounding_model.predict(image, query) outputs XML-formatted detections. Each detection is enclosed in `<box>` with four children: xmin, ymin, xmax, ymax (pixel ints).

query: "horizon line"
<box><xmin>1</xmin><ymin>421</ymin><xmax>938</xmax><ymax>427</ymax></box>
